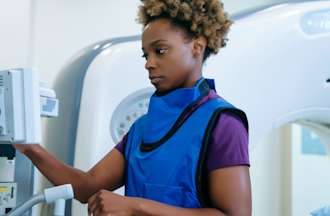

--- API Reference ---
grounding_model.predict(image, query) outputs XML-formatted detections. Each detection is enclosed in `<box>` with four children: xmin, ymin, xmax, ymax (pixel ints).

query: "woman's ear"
<box><xmin>192</xmin><ymin>36</ymin><xmax>207</xmax><ymax>59</ymax></box>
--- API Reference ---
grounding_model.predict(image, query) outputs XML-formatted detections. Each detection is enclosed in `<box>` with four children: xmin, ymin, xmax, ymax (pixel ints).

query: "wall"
<box><xmin>291</xmin><ymin>124</ymin><xmax>330</xmax><ymax>216</ymax></box>
<box><xmin>32</xmin><ymin>0</ymin><xmax>141</xmax><ymax>84</ymax></box>
<box><xmin>250</xmin><ymin>125</ymin><xmax>292</xmax><ymax>216</ymax></box>
<box><xmin>0</xmin><ymin>0</ymin><xmax>32</xmax><ymax>69</ymax></box>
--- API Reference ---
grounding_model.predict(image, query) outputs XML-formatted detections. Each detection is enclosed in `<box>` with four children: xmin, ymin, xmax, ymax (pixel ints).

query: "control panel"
<box><xmin>0</xmin><ymin>183</ymin><xmax>17</xmax><ymax>211</ymax></box>
<box><xmin>0</xmin><ymin>69</ymin><xmax>40</xmax><ymax>144</ymax></box>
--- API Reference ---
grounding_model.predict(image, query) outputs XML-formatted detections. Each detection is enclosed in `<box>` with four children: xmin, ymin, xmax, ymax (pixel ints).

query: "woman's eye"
<box><xmin>155</xmin><ymin>48</ymin><xmax>167</xmax><ymax>55</ymax></box>
<box><xmin>141</xmin><ymin>48</ymin><xmax>166</xmax><ymax>60</ymax></box>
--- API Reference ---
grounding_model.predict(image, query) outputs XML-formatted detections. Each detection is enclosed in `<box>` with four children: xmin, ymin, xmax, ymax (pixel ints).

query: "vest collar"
<box><xmin>142</xmin><ymin>78</ymin><xmax>215</xmax><ymax>144</ymax></box>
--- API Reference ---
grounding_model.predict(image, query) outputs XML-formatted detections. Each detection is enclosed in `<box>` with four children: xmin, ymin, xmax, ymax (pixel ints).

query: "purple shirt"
<box><xmin>115</xmin><ymin>90</ymin><xmax>249</xmax><ymax>171</ymax></box>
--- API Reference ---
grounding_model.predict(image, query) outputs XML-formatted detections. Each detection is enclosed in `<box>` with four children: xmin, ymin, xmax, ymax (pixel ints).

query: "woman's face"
<box><xmin>141</xmin><ymin>18</ymin><xmax>202</xmax><ymax>93</ymax></box>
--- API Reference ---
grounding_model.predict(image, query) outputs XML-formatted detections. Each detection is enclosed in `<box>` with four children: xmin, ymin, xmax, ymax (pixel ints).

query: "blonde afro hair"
<box><xmin>137</xmin><ymin>0</ymin><xmax>232</xmax><ymax>61</ymax></box>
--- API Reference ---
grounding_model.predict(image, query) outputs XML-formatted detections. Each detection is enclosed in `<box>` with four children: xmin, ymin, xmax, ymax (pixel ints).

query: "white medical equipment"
<box><xmin>5</xmin><ymin>184</ymin><xmax>73</xmax><ymax>216</ymax></box>
<box><xmin>0</xmin><ymin>68</ymin><xmax>58</xmax><ymax>144</ymax></box>
<box><xmin>0</xmin><ymin>68</ymin><xmax>59</xmax><ymax>215</ymax></box>
<box><xmin>37</xmin><ymin>1</ymin><xmax>330</xmax><ymax>215</ymax></box>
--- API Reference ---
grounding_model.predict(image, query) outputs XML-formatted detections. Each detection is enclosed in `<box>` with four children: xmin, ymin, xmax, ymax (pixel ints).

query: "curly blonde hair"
<box><xmin>137</xmin><ymin>0</ymin><xmax>232</xmax><ymax>61</ymax></box>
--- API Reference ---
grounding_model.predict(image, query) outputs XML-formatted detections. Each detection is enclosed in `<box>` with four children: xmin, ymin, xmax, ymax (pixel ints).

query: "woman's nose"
<box><xmin>145</xmin><ymin>55</ymin><xmax>156</xmax><ymax>70</ymax></box>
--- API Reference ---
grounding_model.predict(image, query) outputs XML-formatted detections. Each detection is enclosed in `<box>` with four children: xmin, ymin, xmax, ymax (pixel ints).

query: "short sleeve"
<box><xmin>206</xmin><ymin>111</ymin><xmax>250</xmax><ymax>171</ymax></box>
<box><xmin>114</xmin><ymin>134</ymin><xmax>127</xmax><ymax>157</ymax></box>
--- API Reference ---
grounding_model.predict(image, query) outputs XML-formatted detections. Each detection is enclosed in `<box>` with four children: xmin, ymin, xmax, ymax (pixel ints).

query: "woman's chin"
<box><xmin>153</xmin><ymin>85</ymin><xmax>169</xmax><ymax>95</ymax></box>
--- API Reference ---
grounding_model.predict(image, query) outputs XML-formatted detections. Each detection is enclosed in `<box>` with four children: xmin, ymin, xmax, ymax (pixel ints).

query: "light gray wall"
<box><xmin>32</xmin><ymin>0</ymin><xmax>141</xmax><ymax>84</ymax></box>
<box><xmin>0</xmin><ymin>0</ymin><xmax>32</xmax><ymax>70</ymax></box>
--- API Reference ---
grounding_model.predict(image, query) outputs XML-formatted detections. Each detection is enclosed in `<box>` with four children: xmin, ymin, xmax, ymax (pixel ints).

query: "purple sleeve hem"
<box><xmin>115</xmin><ymin>144</ymin><xmax>124</xmax><ymax>154</ymax></box>
<box><xmin>114</xmin><ymin>134</ymin><xmax>127</xmax><ymax>157</ymax></box>
<box><xmin>208</xmin><ymin>161</ymin><xmax>250</xmax><ymax>172</ymax></box>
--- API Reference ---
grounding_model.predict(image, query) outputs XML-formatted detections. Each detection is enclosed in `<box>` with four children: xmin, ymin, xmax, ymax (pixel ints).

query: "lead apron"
<box><xmin>124</xmin><ymin>79</ymin><xmax>248</xmax><ymax>208</ymax></box>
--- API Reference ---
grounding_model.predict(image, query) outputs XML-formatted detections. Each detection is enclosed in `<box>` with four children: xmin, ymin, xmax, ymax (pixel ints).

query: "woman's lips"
<box><xmin>149</xmin><ymin>76</ymin><xmax>163</xmax><ymax>85</ymax></box>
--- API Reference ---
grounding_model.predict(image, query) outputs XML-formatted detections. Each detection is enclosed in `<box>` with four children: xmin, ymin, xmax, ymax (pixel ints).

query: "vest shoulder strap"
<box><xmin>196</xmin><ymin>102</ymin><xmax>248</xmax><ymax>207</ymax></box>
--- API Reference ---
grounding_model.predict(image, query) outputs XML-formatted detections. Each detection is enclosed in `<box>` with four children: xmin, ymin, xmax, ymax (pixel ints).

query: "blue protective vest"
<box><xmin>124</xmin><ymin>78</ymin><xmax>248</xmax><ymax>208</ymax></box>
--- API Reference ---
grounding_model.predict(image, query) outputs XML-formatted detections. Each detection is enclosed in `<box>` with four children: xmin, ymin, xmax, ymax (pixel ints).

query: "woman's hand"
<box><xmin>88</xmin><ymin>190</ymin><xmax>136</xmax><ymax>216</ymax></box>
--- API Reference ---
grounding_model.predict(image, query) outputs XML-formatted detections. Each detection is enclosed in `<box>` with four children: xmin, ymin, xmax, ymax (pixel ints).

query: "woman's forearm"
<box><xmin>132</xmin><ymin>197</ymin><xmax>227</xmax><ymax>216</ymax></box>
<box><xmin>23</xmin><ymin>144</ymin><xmax>96</xmax><ymax>203</ymax></box>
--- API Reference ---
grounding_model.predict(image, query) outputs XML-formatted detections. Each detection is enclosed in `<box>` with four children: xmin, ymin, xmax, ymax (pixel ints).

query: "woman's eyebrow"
<box><xmin>142</xmin><ymin>39</ymin><xmax>168</xmax><ymax>50</ymax></box>
<box><xmin>150</xmin><ymin>39</ymin><xmax>167</xmax><ymax>46</ymax></box>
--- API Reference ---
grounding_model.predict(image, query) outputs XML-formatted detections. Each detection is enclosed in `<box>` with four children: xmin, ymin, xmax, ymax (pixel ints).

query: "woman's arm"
<box><xmin>207</xmin><ymin>166</ymin><xmax>252</xmax><ymax>215</ymax></box>
<box><xmin>88</xmin><ymin>165</ymin><xmax>251</xmax><ymax>216</ymax></box>
<box><xmin>14</xmin><ymin>144</ymin><xmax>125</xmax><ymax>203</ymax></box>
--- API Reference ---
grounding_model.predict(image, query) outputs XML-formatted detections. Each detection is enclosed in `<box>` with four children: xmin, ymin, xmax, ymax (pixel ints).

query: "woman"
<box><xmin>15</xmin><ymin>0</ymin><xmax>251</xmax><ymax>215</ymax></box>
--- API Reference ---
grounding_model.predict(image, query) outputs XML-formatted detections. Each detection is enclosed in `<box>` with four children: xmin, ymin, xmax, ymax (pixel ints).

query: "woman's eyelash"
<box><xmin>141</xmin><ymin>48</ymin><xmax>167</xmax><ymax>59</ymax></box>
<box><xmin>142</xmin><ymin>53</ymin><xmax>148</xmax><ymax>59</ymax></box>
<box><xmin>156</xmin><ymin>48</ymin><xmax>167</xmax><ymax>54</ymax></box>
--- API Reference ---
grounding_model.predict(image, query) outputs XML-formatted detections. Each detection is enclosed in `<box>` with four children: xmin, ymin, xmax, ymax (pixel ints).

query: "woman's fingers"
<box><xmin>88</xmin><ymin>193</ymin><xmax>99</xmax><ymax>215</ymax></box>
